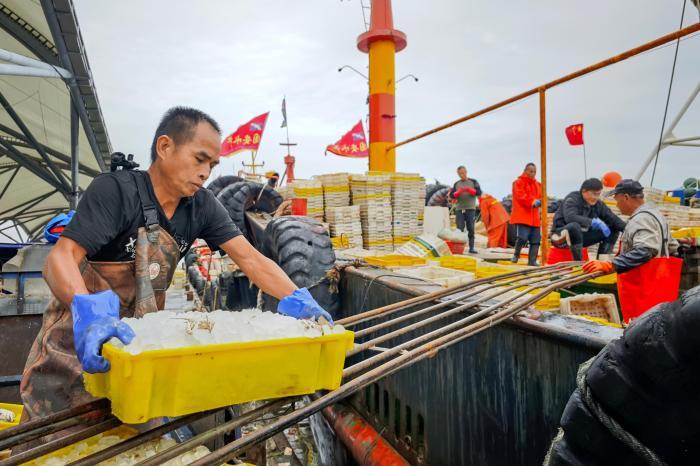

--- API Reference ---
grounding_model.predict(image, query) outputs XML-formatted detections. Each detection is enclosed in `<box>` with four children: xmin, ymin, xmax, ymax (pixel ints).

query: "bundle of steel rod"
<box><xmin>0</xmin><ymin>262</ymin><xmax>601</xmax><ymax>466</ymax></box>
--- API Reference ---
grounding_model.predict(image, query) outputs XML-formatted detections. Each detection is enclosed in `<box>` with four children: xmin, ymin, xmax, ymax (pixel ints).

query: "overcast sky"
<box><xmin>73</xmin><ymin>0</ymin><xmax>700</xmax><ymax>199</ymax></box>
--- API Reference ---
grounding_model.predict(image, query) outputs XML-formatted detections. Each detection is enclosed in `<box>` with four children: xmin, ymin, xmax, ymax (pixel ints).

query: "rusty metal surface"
<box><xmin>323</xmin><ymin>403</ymin><xmax>410</xmax><ymax>466</ymax></box>
<box><xmin>0</xmin><ymin>314</ymin><xmax>42</xmax><ymax>403</ymax></box>
<box><xmin>341</xmin><ymin>268</ymin><xmax>607</xmax><ymax>465</ymax></box>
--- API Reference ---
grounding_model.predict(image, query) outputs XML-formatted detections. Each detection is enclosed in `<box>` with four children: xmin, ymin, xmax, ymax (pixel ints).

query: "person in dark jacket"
<box><xmin>449</xmin><ymin>165</ymin><xmax>482</xmax><ymax>253</ymax></box>
<box><xmin>551</xmin><ymin>178</ymin><xmax>625</xmax><ymax>261</ymax></box>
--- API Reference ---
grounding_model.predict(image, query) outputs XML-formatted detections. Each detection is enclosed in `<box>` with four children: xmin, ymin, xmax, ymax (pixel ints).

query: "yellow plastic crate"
<box><xmin>84</xmin><ymin>331</ymin><xmax>354</xmax><ymax>424</ymax></box>
<box><xmin>364</xmin><ymin>255</ymin><xmax>427</xmax><ymax>268</ymax></box>
<box><xmin>0</xmin><ymin>403</ymin><xmax>22</xmax><ymax>431</ymax></box>
<box><xmin>428</xmin><ymin>255</ymin><xmax>479</xmax><ymax>272</ymax></box>
<box><xmin>672</xmin><ymin>227</ymin><xmax>700</xmax><ymax>239</ymax></box>
<box><xmin>331</xmin><ymin>236</ymin><xmax>350</xmax><ymax>249</ymax></box>
<box><xmin>475</xmin><ymin>263</ymin><xmax>524</xmax><ymax>279</ymax></box>
<box><xmin>588</xmin><ymin>273</ymin><xmax>617</xmax><ymax>285</ymax></box>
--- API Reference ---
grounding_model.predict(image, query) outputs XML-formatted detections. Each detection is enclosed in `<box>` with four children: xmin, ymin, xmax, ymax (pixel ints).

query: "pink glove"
<box><xmin>465</xmin><ymin>187</ymin><xmax>477</xmax><ymax>196</ymax></box>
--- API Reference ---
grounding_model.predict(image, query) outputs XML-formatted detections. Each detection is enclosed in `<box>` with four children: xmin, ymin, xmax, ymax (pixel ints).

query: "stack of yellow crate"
<box><xmin>391</xmin><ymin>172</ymin><xmax>426</xmax><ymax>248</ymax></box>
<box><xmin>351</xmin><ymin>172</ymin><xmax>394</xmax><ymax>252</ymax></box>
<box><xmin>317</xmin><ymin>173</ymin><xmax>351</xmax><ymax>214</ymax></box>
<box><xmin>326</xmin><ymin>205</ymin><xmax>363</xmax><ymax>249</ymax></box>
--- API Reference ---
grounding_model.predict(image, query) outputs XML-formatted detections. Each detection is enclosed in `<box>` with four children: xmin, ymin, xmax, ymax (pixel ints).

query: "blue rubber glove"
<box><xmin>71</xmin><ymin>290</ymin><xmax>135</xmax><ymax>373</ymax></box>
<box><xmin>532</xmin><ymin>199</ymin><xmax>542</xmax><ymax>208</ymax></box>
<box><xmin>590</xmin><ymin>218</ymin><xmax>611</xmax><ymax>238</ymax></box>
<box><xmin>278</xmin><ymin>288</ymin><xmax>334</xmax><ymax>324</ymax></box>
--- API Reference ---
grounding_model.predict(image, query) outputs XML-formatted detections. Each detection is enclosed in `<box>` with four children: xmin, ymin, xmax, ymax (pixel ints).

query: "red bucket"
<box><xmin>546</xmin><ymin>246</ymin><xmax>589</xmax><ymax>264</ymax></box>
<box><xmin>291</xmin><ymin>198</ymin><xmax>308</xmax><ymax>216</ymax></box>
<box><xmin>445</xmin><ymin>240</ymin><xmax>465</xmax><ymax>255</ymax></box>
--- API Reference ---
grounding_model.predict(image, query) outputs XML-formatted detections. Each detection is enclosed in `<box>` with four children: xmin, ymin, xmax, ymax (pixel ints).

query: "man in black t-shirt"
<box><xmin>21</xmin><ymin>107</ymin><xmax>332</xmax><ymax>425</ymax></box>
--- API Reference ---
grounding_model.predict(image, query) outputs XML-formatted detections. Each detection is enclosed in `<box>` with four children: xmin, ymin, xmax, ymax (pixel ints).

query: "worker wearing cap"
<box><xmin>449</xmin><ymin>165</ymin><xmax>482</xmax><ymax>253</ymax></box>
<box><xmin>550</xmin><ymin>178</ymin><xmax>626</xmax><ymax>261</ymax></box>
<box><xmin>20</xmin><ymin>107</ymin><xmax>332</xmax><ymax>426</ymax></box>
<box><xmin>583</xmin><ymin>179</ymin><xmax>681</xmax><ymax>322</ymax></box>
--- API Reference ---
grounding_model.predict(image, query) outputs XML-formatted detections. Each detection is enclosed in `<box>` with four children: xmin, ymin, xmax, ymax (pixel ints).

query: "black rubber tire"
<box><xmin>427</xmin><ymin>187</ymin><xmax>450</xmax><ymax>207</ymax></box>
<box><xmin>425</xmin><ymin>183</ymin><xmax>447</xmax><ymax>206</ymax></box>
<box><xmin>259</xmin><ymin>216</ymin><xmax>339</xmax><ymax>317</ymax></box>
<box><xmin>217</xmin><ymin>181</ymin><xmax>283</xmax><ymax>237</ymax></box>
<box><xmin>206</xmin><ymin>175</ymin><xmax>243</xmax><ymax>197</ymax></box>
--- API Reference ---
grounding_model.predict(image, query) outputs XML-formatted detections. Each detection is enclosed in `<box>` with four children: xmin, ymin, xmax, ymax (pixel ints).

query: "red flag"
<box><xmin>325</xmin><ymin>121</ymin><xmax>368</xmax><ymax>158</ymax></box>
<box><xmin>220</xmin><ymin>112</ymin><xmax>269</xmax><ymax>156</ymax></box>
<box><xmin>565</xmin><ymin>123</ymin><xmax>584</xmax><ymax>146</ymax></box>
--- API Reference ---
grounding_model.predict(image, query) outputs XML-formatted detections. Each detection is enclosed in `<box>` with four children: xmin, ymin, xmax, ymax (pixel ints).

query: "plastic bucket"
<box><xmin>291</xmin><ymin>198</ymin><xmax>308</xmax><ymax>216</ymax></box>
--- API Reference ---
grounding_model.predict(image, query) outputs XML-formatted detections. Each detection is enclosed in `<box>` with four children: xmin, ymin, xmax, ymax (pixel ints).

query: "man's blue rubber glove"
<box><xmin>71</xmin><ymin>290</ymin><xmax>135</xmax><ymax>373</ymax></box>
<box><xmin>591</xmin><ymin>218</ymin><xmax>611</xmax><ymax>238</ymax></box>
<box><xmin>532</xmin><ymin>199</ymin><xmax>542</xmax><ymax>208</ymax></box>
<box><xmin>278</xmin><ymin>288</ymin><xmax>333</xmax><ymax>324</ymax></box>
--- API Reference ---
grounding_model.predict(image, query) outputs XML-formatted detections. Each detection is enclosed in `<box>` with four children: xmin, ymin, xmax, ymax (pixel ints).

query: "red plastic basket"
<box><xmin>445</xmin><ymin>240</ymin><xmax>465</xmax><ymax>255</ymax></box>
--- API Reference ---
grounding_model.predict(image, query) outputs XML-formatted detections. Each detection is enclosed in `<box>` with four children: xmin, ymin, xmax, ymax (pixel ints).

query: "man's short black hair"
<box><xmin>457</xmin><ymin>165</ymin><xmax>466</xmax><ymax>171</ymax></box>
<box><xmin>525</xmin><ymin>162</ymin><xmax>536</xmax><ymax>169</ymax></box>
<box><xmin>580</xmin><ymin>178</ymin><xmax>603</xmax><ymax>192</ymax></box>
<box><xmin>150</xmin><ymin>107</ymin><xmax>221</xmax><ymax>162</ymax></box>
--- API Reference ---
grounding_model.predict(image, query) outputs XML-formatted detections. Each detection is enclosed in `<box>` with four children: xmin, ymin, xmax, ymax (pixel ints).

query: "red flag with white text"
<box><xmin>326</xmin><ymin>121</ymin><xmax>369</xmax><ymax>158</ymax></box>
<box><xmin>220</xmin><ymin>112</ymin><xmax>269</xmax><ymax>156</ymax></box>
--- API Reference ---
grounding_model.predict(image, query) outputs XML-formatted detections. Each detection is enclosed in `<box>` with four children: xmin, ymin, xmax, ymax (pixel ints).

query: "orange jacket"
<box><xmin>479</xmin><ymin>194</ymin><xmax>510</xmax><ymax>229</ymax></box>
<box><xmin>510</xmin><ymin>173</ymin><xmax>542</xmax><ymax>227</ymax></box>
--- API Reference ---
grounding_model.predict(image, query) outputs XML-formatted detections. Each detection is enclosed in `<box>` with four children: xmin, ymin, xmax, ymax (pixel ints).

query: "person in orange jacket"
<box><xmin>510</xmin><ymin>163</ymin><xmax>542</xmax><ymax>266</ymax></box>
<box><xmin>479</xmin><ymin>193</ymin><xmax>510</xmax><ymax>248</ymax></box>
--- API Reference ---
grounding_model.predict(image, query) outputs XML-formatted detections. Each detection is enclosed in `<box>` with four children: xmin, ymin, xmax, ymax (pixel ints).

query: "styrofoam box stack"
<box><xmin>326</xmin><ymin>205</ymin><xmax>363</xmax><ymax>249</ymax></box>
<box><xmin>643</xmin><ymin>187</ymin><xmax>666</xmax><ymax>204</ymax></box>
<box><xmin>281</xmin><ymin>179</ymin><xmax>325</xmax><ymax>220</ymax></box>
<box><xmin>351</xmin><ymin>173</ymin><xmax>394</xmax><ymax>252</ymax></box>
<box><xmin>391</xmin><ymin>173</ymin><xmax>426</xmax><ymax>247</ymax></box>
<box><xmin>317</xmin><ymin>173</ymin><xmax>351</xmax><ymax>216</ymax></box>
<box><xmin>659</xmin><ymin>204</ymin><xmax>692</xmax><ymax>229</ymax></box>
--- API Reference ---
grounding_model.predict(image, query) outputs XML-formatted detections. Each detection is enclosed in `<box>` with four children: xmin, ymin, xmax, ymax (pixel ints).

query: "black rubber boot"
<box><xmin>511</xmin><ymin>239</ymin><xmax>523</xmax><ymax>263</ymax></box>
<box><xmin>570</xmin><ymin>244</ymin><xmax>584</xmax><ymax>261</ymax></box>
<box><xmin>468</xmin><ymin>237</ymin><xmax>476</xmax><ymax>254</ymax></box>
<box><xmin>528</xmin><ymin>243</ymin><xmax>540</xmax><ymax>266</ymax></box>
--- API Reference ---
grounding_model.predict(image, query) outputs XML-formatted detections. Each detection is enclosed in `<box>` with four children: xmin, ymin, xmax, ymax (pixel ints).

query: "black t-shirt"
<box><xmin>63</xmin><ymin>170</ymin><xmax>241</xmax><ymax>261</ymax></box>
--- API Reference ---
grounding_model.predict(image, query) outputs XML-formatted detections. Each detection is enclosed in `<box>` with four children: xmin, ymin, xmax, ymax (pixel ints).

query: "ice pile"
<box><xmin>35</xmin><ymin>432</ymin><xmax>211</xmax><ymax>466</ymax></box>
<box><xmin>110</xmin><ymin>309</ymin><xmax>345</xmax><ymax>355</ymax></box>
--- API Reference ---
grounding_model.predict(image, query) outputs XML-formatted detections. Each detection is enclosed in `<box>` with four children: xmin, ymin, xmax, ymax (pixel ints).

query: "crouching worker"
<box><xmin>583</xmin><ymin>179</ymin><xmax>682</xmax><ymax>322</ymax></box>
<box><xmin>550</xmin><ymin>178</ymin><xmax>625</xmax><ymax>261</ymax></box>
<box><xmin>20</xmin><ymin>107</ymin><xmax>332</xmax><ymax>430</ymax></box>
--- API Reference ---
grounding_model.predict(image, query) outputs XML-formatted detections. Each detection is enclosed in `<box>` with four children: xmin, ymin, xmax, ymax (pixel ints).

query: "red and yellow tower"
<box><xmin>357</xmin><ymin>0</ymin><xmax>407</xmax><ymax>172</ymax></box>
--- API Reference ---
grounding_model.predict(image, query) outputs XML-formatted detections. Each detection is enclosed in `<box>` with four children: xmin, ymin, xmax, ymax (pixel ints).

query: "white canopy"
<box><xmin>0</xmin><ymin>0</ymin><xmax>110</xmax><ymax>241</ymax></box>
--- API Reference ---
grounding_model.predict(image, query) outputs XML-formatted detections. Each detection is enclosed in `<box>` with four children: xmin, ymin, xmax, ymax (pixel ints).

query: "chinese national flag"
<box><xmin>565</xmin><ymin>123</ymin><xmax>584</xmax><ymax>146</ymax></box>
<box><xmin>220</xmin><ymin>112</ymin><xmax>269</xmax><ymax>156</ymax></box>
<box><xmin>325</xmin><ymin>120</ymin><xmax>369</xmax><ymax>158</ymax></box>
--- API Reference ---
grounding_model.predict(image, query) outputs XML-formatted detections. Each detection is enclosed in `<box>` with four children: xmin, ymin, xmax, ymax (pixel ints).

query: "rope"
<box><xmin>576</xmin><ymin>358</ymin><xmax>668</xmax><ymax>465</ymax></box>
<box><xmin>650</xmin><ymin>0</ymin><xmax>687</xmax><ymax>187</ymax></box>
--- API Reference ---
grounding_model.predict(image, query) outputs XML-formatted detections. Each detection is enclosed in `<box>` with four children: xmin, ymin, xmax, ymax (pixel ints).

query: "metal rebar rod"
<box><xmin>353</xmin><ymin>266</ymin><xmax>572</xmax><ymax>338</ymax></box>
<box><xmin>0</xmin><ymin>398</ymin><xmax>110</xmax><ymax>448</ymax></box>
<box><xmin>347</xmin><ymin>269</ymin><xmax>576</xmax><ymax>357</ymax></box>
<box><xmin>189</xmin><ymin>272</ymin><xmax>600</xmax><ymax>466</ymax></box>
<box><xmin>68</xmin><ymin>410</ymin><xmax>218</xmax><ymax>466</ymax></box>
<box><xmin>1</xmin><ymin>417</ymin><xmax>121</xmax><ymax>466</ymax></box>
<box><xmin>343</xmin><ymin>272</ymin><xmax>579</xmax><ymax>378</ymax></box>
<box><xmin>338</xmin><ymin>263</ymin><xmax>576</xmax><ymax>327</ymax></box>
<box><xmin>134</xmin><ymin>399</ymin><xmax>291</xmax><ymax>466</ymax></box>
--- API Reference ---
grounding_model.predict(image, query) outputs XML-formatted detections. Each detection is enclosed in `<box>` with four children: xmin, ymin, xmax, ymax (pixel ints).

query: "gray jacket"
<box><xmin>613</xmin><ymin>203</ymin><xmax>678</xmax><ymax>273</ymax></box>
